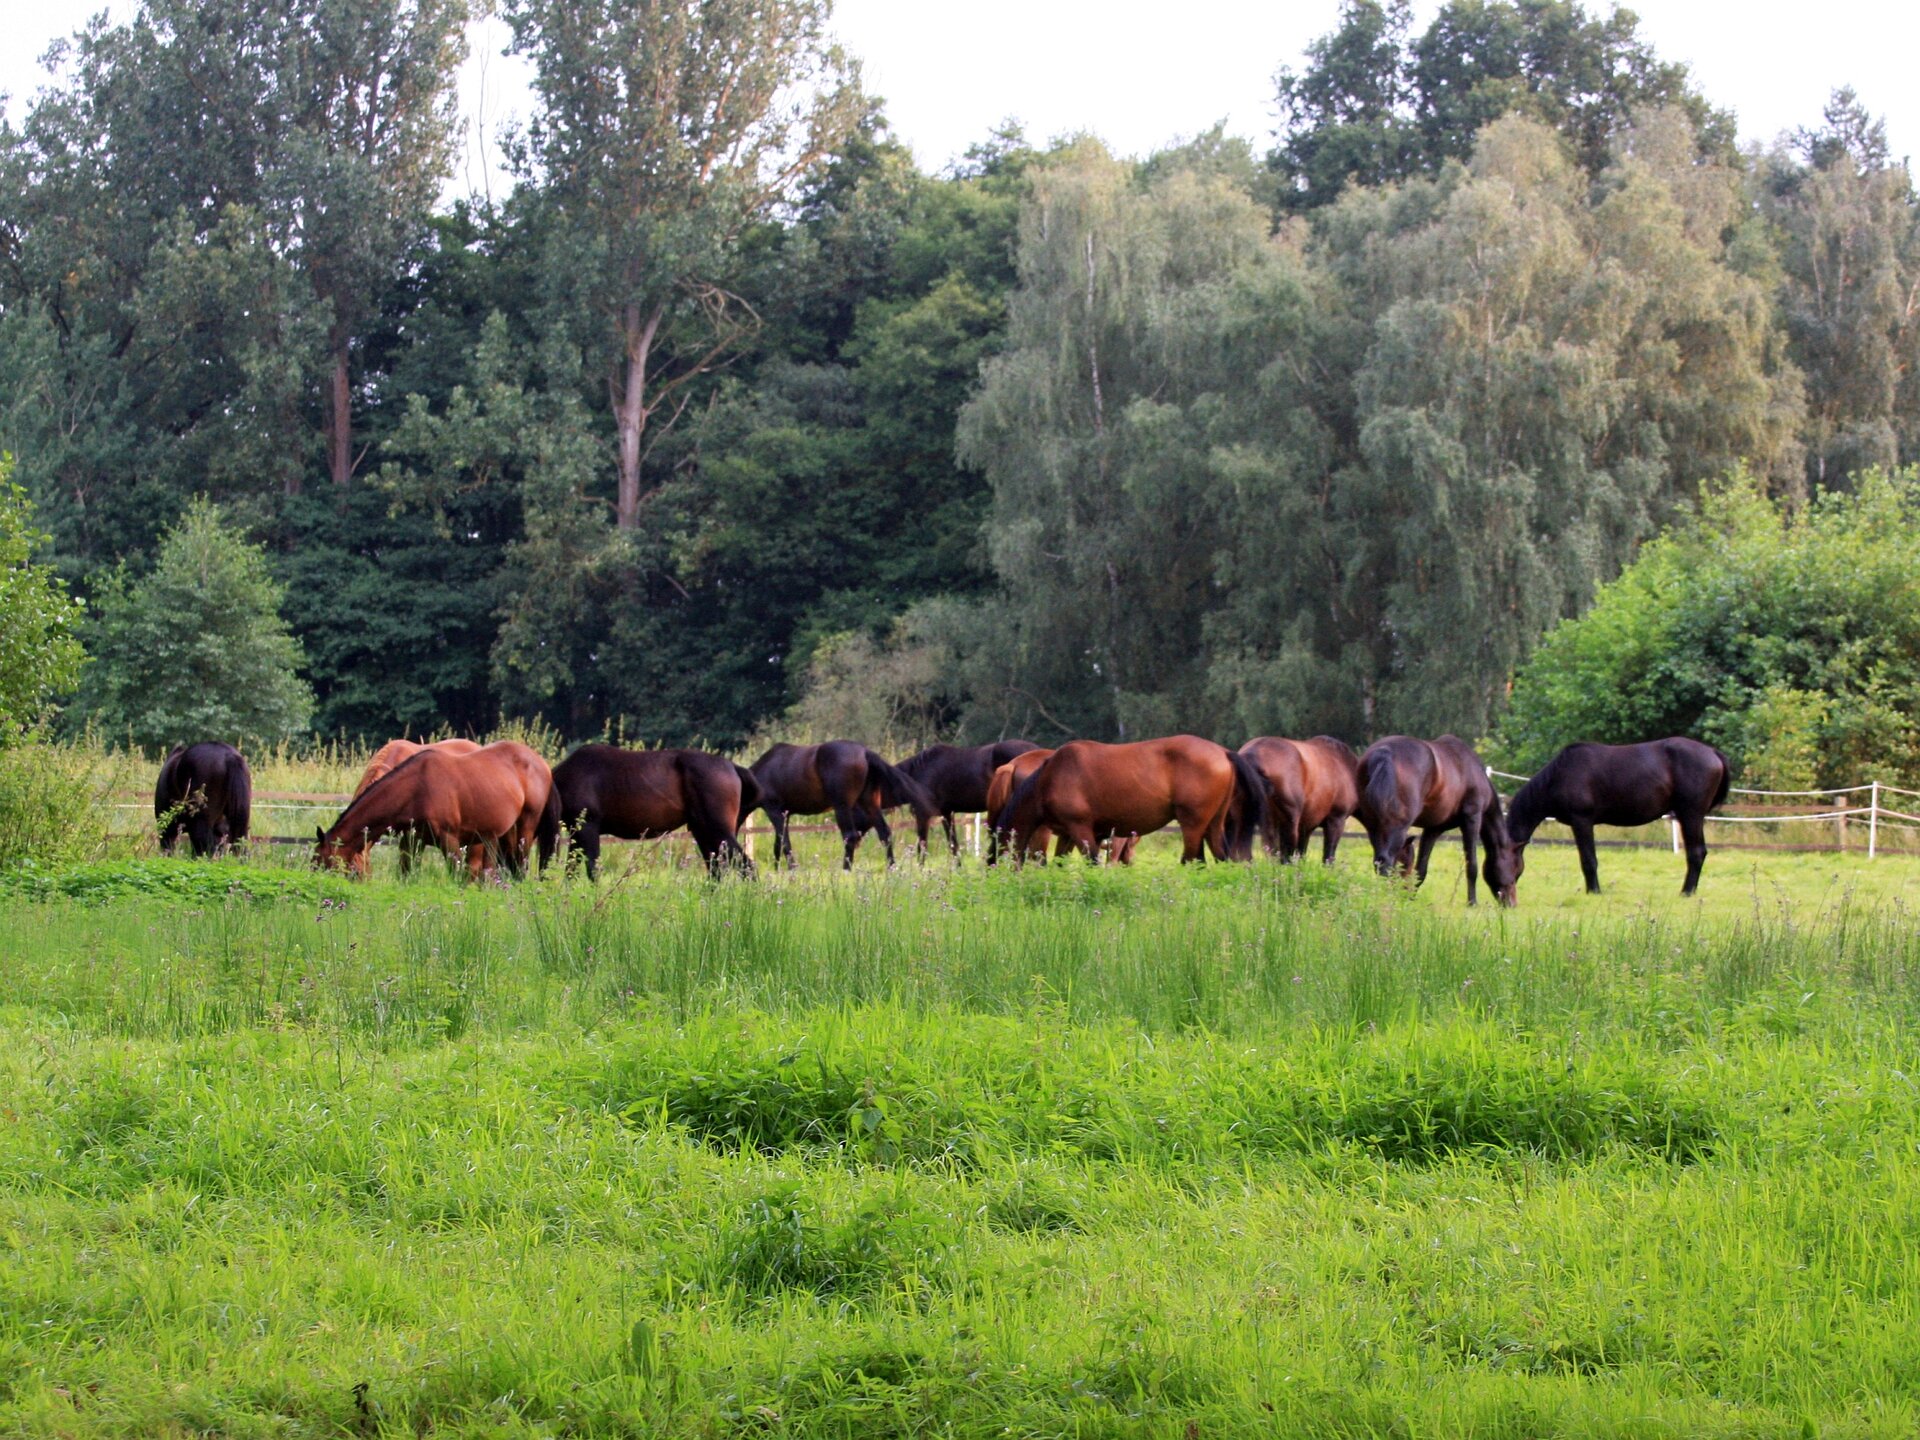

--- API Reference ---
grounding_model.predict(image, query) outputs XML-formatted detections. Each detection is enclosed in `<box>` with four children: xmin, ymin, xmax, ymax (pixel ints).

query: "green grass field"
<box><xmin>3</xmin><ymin>835</ymin><xmax>1918</xmax><ymax>1437</ymax></box>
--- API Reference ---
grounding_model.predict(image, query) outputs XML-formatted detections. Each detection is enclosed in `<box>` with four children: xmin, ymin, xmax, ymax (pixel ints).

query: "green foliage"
<box><xmin>0</xmin><ymin>465</ymin><xmax>86</xmax><ymax>739</ymax></box>
<box><xmin>0</xmin><ymin>857</ymin><xmax>356</xmax><ymax>905</ymax></box>
<box><xmin>0</xmin><ymin>741</ymin><xmax>110</xmax><ymax>872</ymax></box>
<box><xmin>1494</xmin><ymin>469</ymin><xmax>1920</xmax><ymax>785</ymax></box>
<box><xmin>78</xmin><ymin>500</ymin><xmax>314</xmax><ymax>751</ymax></box>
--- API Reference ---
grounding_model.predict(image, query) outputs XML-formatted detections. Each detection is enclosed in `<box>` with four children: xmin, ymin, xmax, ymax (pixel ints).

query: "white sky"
<box><xmin>5</xmin><ymin>0</ymin><xmax>1918</xmax><ymax>201</ymax></box>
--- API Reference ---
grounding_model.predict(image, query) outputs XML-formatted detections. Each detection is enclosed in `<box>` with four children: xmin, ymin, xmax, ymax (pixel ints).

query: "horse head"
<box><xmin>312</xmin><ymin>824</ymin><xmax>371</xmax><ymax>878</ymax></box>
<box><xmin>1482</xmin><ymin>822</ymin><xmax>1524</xmax><ymax>907</ymax></box>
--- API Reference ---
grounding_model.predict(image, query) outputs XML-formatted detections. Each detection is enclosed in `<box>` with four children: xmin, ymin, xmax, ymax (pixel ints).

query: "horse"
<box><xmin>986</xmin><ymin>747</ymin><xmax>1055</xmax><ymax>863</ymax></box>
<box><xmin>1232</xmin><ymin>736</ymin><xmax>1360</xmax><ymax>863</ymax></box>
<box><xmin>1354</xmin><ymin>735</ymin><xmax>1505</xmax><ymax>906</ymax></box>
<box><xmin>748</xmin><ymin>741</ymin><xmax>941</xmax><ymax>869</ymax></box>
<box><xmin>1486</xmin><ymin>738</ymin><xmax>1732</xmax><ymax>902</ymax></box>
<box><xmin>354</xmin><ymin>738</ymin><xmax>483</xmax><ymax>873</ymax></box>
<box><xmin>898</xmin><ymin>739</ymin><xmax>1041</xmax><ymax>857</ymax></box>
<box><xmin>548</xmin><ymin>744</ymin><xmax>758</xmax><ymax>880</ymax></box>
<box><xmin>999</xmin><ymin>736</ymin><xmax>1269</xmax><ymax>864</ymax></box>
<box><xmin>154</xmin><ymin>742</ymin><xmax>251</xmax><ymax>857</ymax></box>
<box><xmin>313</xmin><ymin>740</ymin><xmax>557</xmax><ymax>880</ymax></box>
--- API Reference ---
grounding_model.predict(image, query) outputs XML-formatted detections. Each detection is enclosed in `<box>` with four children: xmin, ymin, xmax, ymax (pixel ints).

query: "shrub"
<box><xmin>0</xmin><ymin>738</ymin><xmax>114</xmax><ymax>871</ymax></box>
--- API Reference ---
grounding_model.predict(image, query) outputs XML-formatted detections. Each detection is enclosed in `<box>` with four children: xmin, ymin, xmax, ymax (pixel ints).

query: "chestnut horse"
<box><xmin>549</xmin><ymin>744</ymin><xmax>759</xmax><ymax>880</ymax></box>
<box><xmin>314</xmin><ymin>741</ymin><xmax>557</xmax><ymax>880</ymax></box>
<box><xmin>155</xmin><ymin>742</ymin><xmax>251</xmax><ymax>857</ymax></box>
<box><xmin>1355</xmin><ymin>735</ymin><xmax>1505</xmax><ymax>905</ymax></box>
<box><xmin>898</xmin><ymin>739</ymin><xmax>1041</xmax><ymax>856</ymax></box>
<box><xmin>354</xmin><ymin>738</ymin><xmax>483</xmax><ymax>873</ymax></box>
<box><xmin>1000</xmin><ymin>736</ymin><xmax>1268</xmax><ymax>864</ymax></box>
<box><xmin>986</xmin><ymin>747</ymin><xmax>1055</xmax><ymax>863</ymax></box>
<box><xmin>1232</xmin><ymin>736</ymin><xmax>1360</xmax><ymax>863</ymax></box>
<box><xmin>1486</xmin><ymin>738</ymin><xmax>1731</xmax><ymax>901</ymax></box>
<box><xmin>748</xmin><ymin>741</ymin><xmax>940</xmax><ymax>869</ymax></box>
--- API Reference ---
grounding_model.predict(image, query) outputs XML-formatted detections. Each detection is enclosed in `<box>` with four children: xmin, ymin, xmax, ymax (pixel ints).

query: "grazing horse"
<box><xmin>1232</xmin><ymin>736</ymin><xmax>1360</xmax><ymax>863</ymax></box>
<box><xmin>1355</xmin><ymin>735</ymin><xmax>1505</xmax><ymax>906</ymax></box>
<box><xmin>154</xmin><ymin>742</ymin><xmax>251</xmax><ymax>857</ymax></box>
<box><xmin>898</xmin><ymin>739</ymin><xmax>1041</xmax><ymax>857</ymax></box>
<box><xmin>548</xmin><ymin>744</ymin><xmax>758</xmax><ymax>880</ymax></box>
<box><xmin>354</xmin><ymin>738</ymin><xmax>483</xmax><ymax>873</ymax></box>
<box><xmin>1486</xmin><ymin>738</ymin><xmax>1732</xmax><ymax>902</ymax></box>
<box><xmin>748</xmin><ymin>741</ymin><xmax>940</xmax><ymax>869</ymax></box>
<box><xmin>313</xmin><ymin>741</ymin><xmax>556</xmax><ymax>880</ymax></box>
<box><xmin>1000</xmin><ymin>736</ymin><xmax>1269</xmax><ymax>864</ymax></box>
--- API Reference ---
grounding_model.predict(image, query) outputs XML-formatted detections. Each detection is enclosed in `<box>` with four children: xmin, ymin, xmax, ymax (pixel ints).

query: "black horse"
<box><xmin>547</xmin><ymin>745</ymin><xmax>758</xmax><ymax>880</ymax></box>
<box><xmin>897</xmin><ymin>740</ymin><xmax>1041</xmax><ymax>857</ymax></box>
<box><xmin>1486</xmin><ymin>739</ymin><xmax>1732</xmax><ymax>901</ymax></box>
<box><xmin>748</xmin><ymin>741</ymin><xmax>940</xmax><ymax>869</ymax></box>
<box><xmin>154</xmin><ymin>742</ymin><xmax>252</xmax><ymax>857</ymax></box>
<box><xmin>1355</xmin><ymin>735</ymin><xmax>1506</xmax><ymax>906</ymax></box>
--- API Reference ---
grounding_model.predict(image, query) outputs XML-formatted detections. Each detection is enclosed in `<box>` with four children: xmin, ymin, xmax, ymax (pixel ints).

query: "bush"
<box><xmin>0</xmin><ymin>461</ymin><xmax>86</xmax><ymax>739</ymax></box>
<box><xmin>1494</xmin><ymin>469</ymin><xmax>1920</xmax><ymax>787</ymax></box>
<box><xmin>0</xmin><ymin>739</ymin><xmax>114</xmax><ymax>871</ymax></box>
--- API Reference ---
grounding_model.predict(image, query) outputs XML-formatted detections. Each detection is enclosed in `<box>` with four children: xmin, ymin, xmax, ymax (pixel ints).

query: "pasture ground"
<box><xmin>3</xmin><ymin>833</ymin><xmax>1918</xmax><ymax>1437</ymax></box>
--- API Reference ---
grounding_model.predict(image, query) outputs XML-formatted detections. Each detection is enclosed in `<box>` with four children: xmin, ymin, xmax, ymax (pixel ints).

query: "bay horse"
<box><xmin>1486</xmin><ymin>738</ymin><xmax>1732</xmax><ymax>901</ymax></box>
<box><xmin>313</xmin><ymin>740</ymin><xmax>557</xmax><ymax>880</ymax></box>
<box><xmin>548</xmin><ymin>744</ymin><xmax>758</xmax><ymax>879</ymax></box>
<box><xmin>155</xmin><ymin>742</ymin><xmax>251</xmax><ymax>857</ymax></box>
<box><xmin>1355</xmin><ymin>735</ymin><xmax>1505</xmax><ymax>905</ymax></box>
<box><xmin>1232</xmin><ymin>736</ymin><xmax>1360</xmax><ymax>863</ymax></box>
<box><xmin>748</xmin><ymin>741</ymin><xmax>941</xmax><ymax>869</ymax></box>
<box><xmin>1000</xmin><ymin>736</ymin><xmax>1268</xmax><ymax>864</ymax></box>
<box><xmin>898</xmin><ymin>739</ymin><xmax>1041</xmax><ymax>856</ymax></box>
<box><xmin>354</xmin><ymin>738</ymin><xmax>482</xmax><ymax>873</ymax></box>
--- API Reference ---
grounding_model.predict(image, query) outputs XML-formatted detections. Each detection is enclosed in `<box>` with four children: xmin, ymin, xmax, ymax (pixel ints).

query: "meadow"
<box><xmin>3</xmin><ymin>830</ymin><xmax>1919</xmax><ymax>1438</ymax></box>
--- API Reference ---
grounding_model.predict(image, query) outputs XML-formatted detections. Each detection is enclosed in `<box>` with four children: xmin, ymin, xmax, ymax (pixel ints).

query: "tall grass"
<box><xmin>4</xmin><ymin>850</ymin><xmax>1920</xmax><ymax>1436</ymax></box>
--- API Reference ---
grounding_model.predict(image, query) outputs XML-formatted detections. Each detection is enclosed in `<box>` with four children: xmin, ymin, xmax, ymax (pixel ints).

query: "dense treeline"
<box><xmin>1</xmin><ymin>0</ymin><xmax>1915</xmax><ymax>756</ymax></box>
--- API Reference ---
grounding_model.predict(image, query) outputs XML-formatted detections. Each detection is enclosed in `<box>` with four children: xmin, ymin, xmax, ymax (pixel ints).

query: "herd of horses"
<box><xmin>155</xmin><ymin>729</ymin><xmax>1733</xmax><ymax>905</ymax></box>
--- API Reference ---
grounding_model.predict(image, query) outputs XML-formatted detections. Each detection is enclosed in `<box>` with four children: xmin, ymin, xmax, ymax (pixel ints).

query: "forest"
<box><xmin>1</xmin><ymin>0</ymin><xmax>1915</xmax><ymax>768</ymax></box>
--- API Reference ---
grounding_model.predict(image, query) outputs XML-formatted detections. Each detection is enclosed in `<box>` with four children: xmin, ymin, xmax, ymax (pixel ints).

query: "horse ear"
<box><xmin>315</xmin><ymin>825</ymin><xmax>325</xmax><ymax>843</ymax></box>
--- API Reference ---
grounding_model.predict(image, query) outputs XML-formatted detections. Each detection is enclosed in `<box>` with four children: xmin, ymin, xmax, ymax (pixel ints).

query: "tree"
<box><xmin>0</xmin><ymin>459</ymin><xmax>87</xmax><ymax>740</ymax></box>
<box><xmin>1492</xmin><ymin>470</ymin><xmax>1920</xmax><ymax>789</ymax></box>
<box><xmin>505</xmin><ymin>0</ymin><xmax>863</xmax><ymax>531</ymax></box>
<box><xmin>79</xmin><ymin>500</ymin><xmax>314</xmax><ymax>750</ymax></box>
<box><xmin>1268</xmin><ymin>0</ymin><xmax>1734</xmax><ymax>215</ymax></box>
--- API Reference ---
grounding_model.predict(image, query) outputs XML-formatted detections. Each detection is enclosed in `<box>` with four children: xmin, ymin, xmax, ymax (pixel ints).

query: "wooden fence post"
<box><xmin>1869</xmin><ymin>782</ymin><xmax>1880</xmax><ymax>860</ymax></box>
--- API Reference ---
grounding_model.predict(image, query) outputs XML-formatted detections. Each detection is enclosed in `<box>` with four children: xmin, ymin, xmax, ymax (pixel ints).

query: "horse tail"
<box><xmin>226</xmin><ymin>751</ymin><xmax>253</xmax><ymax>845</ymax></box>
<box><xmin>1710</xmin><ymin>745</ymin><xmax>1733</xmax><ymax>810</ymax></box>
<box><xmin>865</xmin><ymin>749</ymin><xmax>938</xmax><ymax>818</ymax></box>
<box><xmin>1363</xmin><ymin>746</ymin><xmax>1400</xmax><ymax>820</ymax></box>
<box><xmin>997</xmin><ymin>767</ymin><xmax>1044</xmax><ymax>838</ymax></box>
<box><xmin>535</xmin><ymin>774</ymin><xmax>562</xmax><ymax>872</ymax></box>
<box><xmin>1226</xmin><ymin>748</ymin><xmax>1272</xmax><ymax>860</ymax></box>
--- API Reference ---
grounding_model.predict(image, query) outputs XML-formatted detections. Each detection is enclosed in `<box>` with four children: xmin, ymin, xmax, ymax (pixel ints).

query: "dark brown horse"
<box><xmin>748</xmin><ymin>741</ymin><xmax>940</xmax><ymax>869</ymax></box>
<box><xmin>1355</xmin><ymin>735</ymin><xmax>1505</xmax><ymax>905</ymax></box>
<box><xmin>155</xmin><ymin>742</ymin><xmax>251</xmax><ymax>857</ymax></box>
<box><xmin>314</xmin><ymin>741</ymin><xmax>557</xmax><ymax>880</ymax></box>
<box><xmin>898</xmin><ymin>739</ymin><xmax>1040</xmax><ymax>856</ymax></box>
<box><xmin>1232</xmin><ymin>736</ymin><xmax>1360</xmax><ymax>863</ymax></box>
<box><xmin>354</xmin><ymin>738</ymin><xmax>483</xmax><ymax>873</ymax></box>
<box><xmin>1486</xmin><ymin>738</ymin><xmax>1732</xmax><ymax>901</ymax></box>
<box><xmin>548</xmin><ymin>744</ymin><xmax>758</xmax><ymax>879</ymax></box>
<box><xmin>1000</xmin><ymin>736</ymin><xmax>1268</xmax><ymax>864</ymax></box>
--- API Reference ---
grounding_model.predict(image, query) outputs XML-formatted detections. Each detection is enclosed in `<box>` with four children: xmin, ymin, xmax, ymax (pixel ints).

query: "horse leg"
<box><xmin>1679</xmin><ymin>810</ymin><xmax>1709</xmax><ymax>896</ymax></box>
<box><xmin>1461</xmin><ymin>808</ymin><xmax>1481</xmax><ymax>907</ymax></box>
<box><xmin>870</xmin><ymin>807</ymin><xmax>898</xmax><ymax>867</ymax></box>
<box><xmin>1182</xmin><ymin>816</ymin><xmax>1211</xmax><ymax>864</ymax></box>
<box><xmin>943</xmin><ymin>812</ymin><xmax>960</xmax><ymax>859</ymax></box>
<box><xmin>832</xmin><ymin>802</ymin><xmax>863</xmax><ymax>870</ymax></box>
<box><xmin>1062</xmin><ymin>822</ymin><xmax>1099</xmax><ymax>864</ymax></box>
<box><xmin>1412</xmin><ymin>828</ymin><xmax>1441</xmax><ymax>886</ymax></box>
<box><xmin>1322</xmin><ymin>815</ymin><xmax>1347</xmax><ymax>865</ymax></box>
<box><xmin>1570</xmin><ymin>819</ymin><xmax>1602</xmax><ymax>893</ymax></box>
<box><xmin>576</xmin><ymin>820</ymin><xmax>602</xmax><ymax>882</ymax></box>
<box><xmin>764</xmin><ymin>807</ymin><xmax>791</xmax><ymax>869</ymax></box>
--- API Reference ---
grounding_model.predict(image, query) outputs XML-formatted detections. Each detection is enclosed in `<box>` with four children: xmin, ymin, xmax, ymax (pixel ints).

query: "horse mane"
<box><xmin>327</xmin><ymin>746</ymin><xmax>435</xmax><ymax>838</ymax></box>
<box><xmin>1503</xmin><ymin>753</ymin><xmax>1555</xmax><ymax>842</ymax></box>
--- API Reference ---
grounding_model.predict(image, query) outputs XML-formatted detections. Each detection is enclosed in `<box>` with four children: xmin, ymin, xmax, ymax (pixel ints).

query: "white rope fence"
<box><xmin>1487</xmin><ymin>771</ymin><xmax>1920</xmax><ymax>858</ymax></box>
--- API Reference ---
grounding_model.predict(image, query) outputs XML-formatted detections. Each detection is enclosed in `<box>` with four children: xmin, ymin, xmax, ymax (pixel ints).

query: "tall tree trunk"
<box><xmin>614</xmin><ymin>303</ymin><xmax>664</xmax><ymax>532</ymax></box>
<box><xmin>328</xmin><ymin>337</ymin><xmax>353</xmax><ymax>488</ymax></box>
